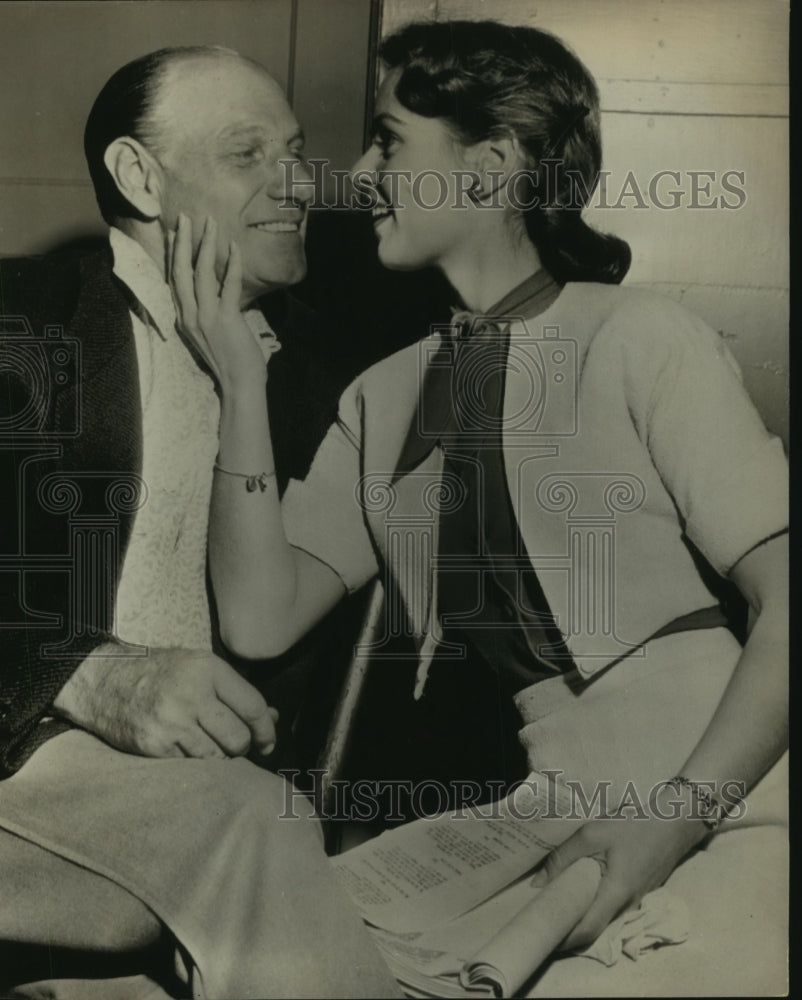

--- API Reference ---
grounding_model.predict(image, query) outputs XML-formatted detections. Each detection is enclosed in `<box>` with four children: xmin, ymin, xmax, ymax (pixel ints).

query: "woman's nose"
<box><xmin>350</xmin><ymin>144</ymin><xmax>382</xmax><ymax>179</ymax></box>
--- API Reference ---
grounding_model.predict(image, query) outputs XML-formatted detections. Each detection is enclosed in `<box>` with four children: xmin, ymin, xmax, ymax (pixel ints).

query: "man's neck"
<box><xmin>109</xmin><ymin>226</ymin><xmax>177</xmax><ymax>338</ymax></box>
<box><xmin>113</xmin><ymin>217</ymin><xmax>168</xmax><ymax>277</ymax></box>
<box><xmin>112</xmin><ymin>216</ymin><xmax>276</xmax><ymax>311</ymax></box>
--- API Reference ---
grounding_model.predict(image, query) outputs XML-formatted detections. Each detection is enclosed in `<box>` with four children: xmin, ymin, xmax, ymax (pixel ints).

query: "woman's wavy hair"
<box><xmin>380</xmin><ymin>20</ymin><xmax>631</xmax><ymax>284</ymax></box>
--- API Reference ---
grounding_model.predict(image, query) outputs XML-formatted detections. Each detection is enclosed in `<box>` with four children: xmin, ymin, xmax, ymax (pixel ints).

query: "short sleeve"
<box><xmin>616</xmin><ymin>296</ymin><xmax>788</xmax><ymax>576</ymax></box>
<box><xmin>281</xmin><ymin>378</ymin><xmax>380</xmax><ymax>593</ymax></box>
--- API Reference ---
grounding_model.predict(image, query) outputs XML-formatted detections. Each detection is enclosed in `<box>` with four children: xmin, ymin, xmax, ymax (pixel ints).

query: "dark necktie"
<box><xmin>395</xmin><ymin>270</ymin><xmax>561</xmax><ymax>478</ymax></box>
<box><xmin>397</xmin><ymin>271</ymin><xmax>566</xmax><ymax>696</ymax></box>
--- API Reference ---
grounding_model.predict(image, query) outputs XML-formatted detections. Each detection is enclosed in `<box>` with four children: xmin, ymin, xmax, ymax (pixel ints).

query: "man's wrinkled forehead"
<box><xmin>153</xmin><ymin>52</ymin><xmax>293</xmax><ymax>148</ymax></box>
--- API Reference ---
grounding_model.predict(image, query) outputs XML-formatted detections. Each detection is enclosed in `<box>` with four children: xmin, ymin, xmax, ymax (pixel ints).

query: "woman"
<box><xmin>175</xmin><ymin>19</ymin><xmax>787</xmax><ymax>978</ymax></box>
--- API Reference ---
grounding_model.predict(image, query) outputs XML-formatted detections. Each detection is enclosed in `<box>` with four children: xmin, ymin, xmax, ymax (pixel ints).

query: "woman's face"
<box><xmin>351</xmin><ymin>70</ymin><xmax>488</xmax><ymax>272</ymax></box>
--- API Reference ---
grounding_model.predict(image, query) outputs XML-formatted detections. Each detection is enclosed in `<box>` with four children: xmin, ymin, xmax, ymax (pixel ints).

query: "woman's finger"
<box><xmin>171</xmin><ymin>212</ymin><xmax>197</xmax><ymax>329</ymax></box>
<box><xmin>531</xmin><ymin>828</ymin><xmax>598</xmax><ymax>888</ymax></box>
<box><xmin>560</xmin><ymin>871</ymin><xmax>633</xmax><ymax>952</ymax></box>
<box><xmin>220</xmin><ymin>240</ymin><xmax>243</xmax><ymax>313</ymax></box>
<box><xmin>194</xmin><ymin>215</ymin><xmax>219</xmax><ymax>319</ymax></box>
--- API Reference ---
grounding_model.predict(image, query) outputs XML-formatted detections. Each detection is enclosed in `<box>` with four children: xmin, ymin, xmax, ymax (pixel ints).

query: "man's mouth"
<box><xmin>249</xmin><ymin>221</ymin><xmax>303</xmax><ymax>233</ymax></box>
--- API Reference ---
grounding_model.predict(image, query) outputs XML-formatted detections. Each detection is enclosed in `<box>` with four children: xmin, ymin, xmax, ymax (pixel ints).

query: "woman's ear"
<box><xmin>467</xmin><ymin>133</ymin><xmax>526</xmax><ymax>203</ymax></box>
<box><xmin>102</xmin><ymin>137</ymin><xmax>164</xmax><ymax>220</ymax></box>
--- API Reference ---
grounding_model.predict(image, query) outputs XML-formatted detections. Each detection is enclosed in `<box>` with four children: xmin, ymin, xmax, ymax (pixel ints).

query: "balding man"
<box><xmin>0</xmin><ymin>46</ymin><xmax>399</xmax><ymax>999</ymax></box>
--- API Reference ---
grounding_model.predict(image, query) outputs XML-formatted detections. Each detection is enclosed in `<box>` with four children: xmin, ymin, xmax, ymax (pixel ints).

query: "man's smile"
<box><xmin>248</xmin><ymin>220</ymin><xmax>303</xmax><ymax>233</ymax></box>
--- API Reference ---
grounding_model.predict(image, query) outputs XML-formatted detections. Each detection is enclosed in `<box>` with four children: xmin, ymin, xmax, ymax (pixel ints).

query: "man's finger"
<box><xmin>198</xmin><ymin>703</ymin><xmax>253</xmax><ymax>758</ymax></box>
<box><xmin>194</xmin><ymin>215</ymin><xmax>219</xmax><ymax>317</ymax></box>
<box><xmin>171</xmin><ymin>212</ymin><xmax>197</xmax><ymax>327</ymax></box>
<box><xmin>175</xmin><ymin>727</ymin><xmax>227</xmax><ymax>760</ymax></box>
<box><xmin>212</xmin><ymin>662</ymin><xmax>277</xmax><ymax>754</ymax></box>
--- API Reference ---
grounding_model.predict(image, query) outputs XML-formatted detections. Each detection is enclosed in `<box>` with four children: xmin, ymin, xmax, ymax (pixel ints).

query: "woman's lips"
<box><xmin>372</xmin><ymin>203</ymin><xmax>393</xmax><ymax>226</ymax></box>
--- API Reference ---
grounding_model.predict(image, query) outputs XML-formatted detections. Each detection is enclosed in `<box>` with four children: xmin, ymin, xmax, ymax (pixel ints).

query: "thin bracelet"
<box><xmin>667</xmin><ymin>776</ymin><xmax>723</xmax><ymax>831</ymax></box>
<box><xmin>214</xmin><ymin>464</ymin><xmax>276</xmax><ymax>493</ymax></box>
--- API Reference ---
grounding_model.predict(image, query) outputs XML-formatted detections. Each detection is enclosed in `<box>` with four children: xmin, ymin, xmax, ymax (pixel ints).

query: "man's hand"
<box><xmin>52</xmin><ymin>643</ymin><xmax>278</xmax><ymax>759</ymax></box>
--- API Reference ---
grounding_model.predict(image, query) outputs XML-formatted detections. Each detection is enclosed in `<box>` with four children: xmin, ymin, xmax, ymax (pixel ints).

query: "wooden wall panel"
<box><xmin>435</xmin><ymin>0</ymin><xmax>788</xmax><ymax>93</ymax></box>
<box><xmin>0</xmin><ymin>182</ymin><xmax>101</xmax><ymax>258</ymax></box>
<box><xmin>0</xmin><ymin>1</ymin><xmax>294</xmax><ymax>184</ymax></box>
<box><xmin>584</xmin><ymin>114</ymin><xmax>788</xmax><ymax>289</ymax></box>
<box><xmin>293</xmin><ymin>0</ymin><xmax>375</xmax><ymax>194</ymax></box>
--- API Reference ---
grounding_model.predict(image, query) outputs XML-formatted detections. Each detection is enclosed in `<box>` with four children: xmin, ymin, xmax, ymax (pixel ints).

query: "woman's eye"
<box><xmin>374</xmin><ymin>132</ymin><xmax>398</xmax><ymax>158</ymax></box>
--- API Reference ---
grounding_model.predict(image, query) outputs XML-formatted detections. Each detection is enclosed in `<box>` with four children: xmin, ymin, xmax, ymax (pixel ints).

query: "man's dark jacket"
<box><xmin>0</xmin><ymin>243</ymin><xmax>338</xmax><ymax>777</ymax></box>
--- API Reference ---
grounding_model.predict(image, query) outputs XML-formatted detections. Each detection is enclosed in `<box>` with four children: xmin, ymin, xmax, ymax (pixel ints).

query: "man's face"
<box><xmin>154</xmin><ymin>55</ymin><xmax>313</xmax><ymax>304</ymax></box>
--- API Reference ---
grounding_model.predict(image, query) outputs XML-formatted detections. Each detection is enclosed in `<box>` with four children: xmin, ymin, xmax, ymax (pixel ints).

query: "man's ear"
<box><xmin>102</xmin><ymin>137</ymin><xmax>164</xmax><ymax>219</ymax></box>
<box><xmin>466</xmin><ymin>133</ymin><xmax>526</xmax><ymax>203</ymax></box>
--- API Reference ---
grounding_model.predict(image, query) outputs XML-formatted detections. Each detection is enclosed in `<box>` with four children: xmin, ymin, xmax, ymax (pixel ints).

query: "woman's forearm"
<box><xmin>166</xmin><ymin>216</ymin><xmax>343</xmax><ymax>659</ymax></box>
<box><xmin>210</xmin><ymin>378</ymin><xmax>347</xmax><ymax>658</ymax></box>
<box><xmin>210</xmin><ymin>378</ymin><xmax>301</xmax><ymax>652</ymax></box>
<box><xmin>674</xmin><ymin>536</ymin><xmax>788</xmax><ymax>809</ymax></box>
<box><xmin>537</xmin><ymin>537</ymin><xmax>788</xmax><ymax>951</ymax></box>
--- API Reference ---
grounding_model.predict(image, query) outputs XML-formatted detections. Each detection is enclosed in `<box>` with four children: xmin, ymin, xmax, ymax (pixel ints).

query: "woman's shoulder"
<box><xmin>335</xmin><ymin>336</ymin><xmax>435</xmax><ymax>427</ymax></box>
<box><xmin>345</xmin><ymin>335</ymin><xmax>438</xmax><ymax>397</ymax></box>
<box><xmin>560</xmin><ymin>281</ymin><xmax>725</xmax><ymax>361</ymax></box>
<box><xmin>563</xmin><ymin>280</ymin><xmax>709</xmax><ymax>327</ymax></box>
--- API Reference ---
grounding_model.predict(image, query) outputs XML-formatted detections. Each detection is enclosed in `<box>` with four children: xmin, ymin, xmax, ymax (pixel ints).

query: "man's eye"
<box><xmin>232</xmin><ymin>146</ymin><xmax>264</xmax><ymax>164</ymax></box>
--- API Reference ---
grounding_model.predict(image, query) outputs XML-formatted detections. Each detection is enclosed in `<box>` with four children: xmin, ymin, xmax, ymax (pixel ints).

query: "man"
<box><xmin>0</xmin><ymin>46</ymin><xmax>399</xmax><ymax>999</ymax></box>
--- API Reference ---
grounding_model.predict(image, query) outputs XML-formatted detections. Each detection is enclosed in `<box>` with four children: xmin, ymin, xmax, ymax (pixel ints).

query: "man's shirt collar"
<box><xmin>109</xmin><ymin>226</ymin><xmax>281</xmax><ymax>361</ymax></box>
<box><xmin>109</xmin><ymin>226</ymin><xmax>177</xmax><ymax>341</ymax></box>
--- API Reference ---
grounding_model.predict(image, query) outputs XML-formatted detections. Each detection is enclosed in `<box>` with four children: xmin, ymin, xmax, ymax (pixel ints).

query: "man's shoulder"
<box><xmin>1</xmin><ymin>241</ymin><xmax>114</xmax><ymax>334</ymax></box>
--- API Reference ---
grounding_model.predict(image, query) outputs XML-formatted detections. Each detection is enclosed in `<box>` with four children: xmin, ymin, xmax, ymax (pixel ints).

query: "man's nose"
<box><xmin>271</xmin><ymin>157</ymin><xmax>315</xmax><ymax>205</ymax></box>
<box><xmin>289</xmin><ymin>157</ymin><xmax>315</xmax><ymax>204</ymax></box>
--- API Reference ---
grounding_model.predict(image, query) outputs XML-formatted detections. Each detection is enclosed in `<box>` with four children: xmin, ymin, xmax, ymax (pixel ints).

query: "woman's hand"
<box><xmin>531</xmin><ymin>535</ymin><xmax>787</xmax><ymax>954</ymax></box>
<box><xmin>532</xmin><ymin>802</ymin><xmax>707</xmax><ymax>952</ymax></box>
<box><xmin>169</xmin><ymin>212</ymin><xmax>267</xmax><ymax>394</ymax></box>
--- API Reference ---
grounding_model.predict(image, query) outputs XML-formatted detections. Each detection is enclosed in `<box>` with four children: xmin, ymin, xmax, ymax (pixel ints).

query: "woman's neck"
<box><xmin>442</xmin><ymin>229</ymin><xmax>543</xmax><ymax>313</ymax></box>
